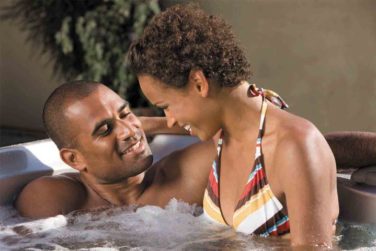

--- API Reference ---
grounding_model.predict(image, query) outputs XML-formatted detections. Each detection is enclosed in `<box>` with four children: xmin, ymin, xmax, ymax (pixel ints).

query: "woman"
<box><xmin>128</xmin><ymin>4</ymin><xmax>338</xmax><ymax>247</ymax></box>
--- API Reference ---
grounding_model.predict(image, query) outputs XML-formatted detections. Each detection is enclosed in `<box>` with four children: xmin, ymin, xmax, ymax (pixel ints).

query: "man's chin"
<box><xmin>127</xmin><ymin>154</ymin><xmax>154</xmax><ymax>177</ymax></box>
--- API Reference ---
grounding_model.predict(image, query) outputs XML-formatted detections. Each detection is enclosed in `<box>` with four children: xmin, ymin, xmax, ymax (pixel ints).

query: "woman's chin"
<box><xmin>192</xmin><ymin>128</ymin><xmax>214</xmax><ymax>141</ymax></box>
<box><xmin>196</xmin><ymin>132</ymin><xmax>210</xmax><ymax>141</ymax></box>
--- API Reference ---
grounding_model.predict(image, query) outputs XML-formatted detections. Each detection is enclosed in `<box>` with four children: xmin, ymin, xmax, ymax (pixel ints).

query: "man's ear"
<box><xmin>188</xmin><ymin>69</ymin><xmax>210</xmax><ymax>98</ymax></box>
<box><xmin>60</xmin><ymin>148</ymin><xmax>87</xmax><ymax>172</ymax></box>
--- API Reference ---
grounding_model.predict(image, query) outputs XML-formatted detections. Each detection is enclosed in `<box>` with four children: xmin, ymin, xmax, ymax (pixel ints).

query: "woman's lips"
<box><xmin>183</xmin><ymin>125</ymin><xmax>192</xmax><ymax>135</ymax></box>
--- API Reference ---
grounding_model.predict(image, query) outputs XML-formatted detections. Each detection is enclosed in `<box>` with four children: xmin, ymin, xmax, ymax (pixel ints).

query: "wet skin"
<box><xmin>15</xmin><ymin>84</ymin><xmax>215</xmax><ymax>218</ymax></box>
<box><xmin>15</xmin><ymin>82</ymin><xmax>376</xmax><ymax>247</ymax></box>
<box><xmin>61</xmin><ymin>85</ymin><xmax>153</xmax><ymax>184</ymax></box>
<box><xmin>138</xmin><ymin>70</ymin><xmax>339</xmax><ymax>247</ymax></box>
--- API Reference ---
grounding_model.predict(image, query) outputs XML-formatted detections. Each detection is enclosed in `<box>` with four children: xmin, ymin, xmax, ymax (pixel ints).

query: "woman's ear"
<box><xmin>60</xmin><ymin>148</ymin><xmax>87</xmax><ymax>172</ymax></box>
<box><xmin>188</xmin><ymin>69</ymin><xmax>210</xmax><ymax>98</ymax></box>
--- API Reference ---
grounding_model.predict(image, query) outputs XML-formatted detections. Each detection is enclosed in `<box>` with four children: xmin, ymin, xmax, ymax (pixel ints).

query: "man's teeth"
<box><xmin>184</xmin><ymin>125</ymin><xmax>192</xmax><ymax>133</ymax></box>
<box><xmin>125</xmin><ymin>141</ymin><xmax>141</xmax><ymax>154</ymax></box>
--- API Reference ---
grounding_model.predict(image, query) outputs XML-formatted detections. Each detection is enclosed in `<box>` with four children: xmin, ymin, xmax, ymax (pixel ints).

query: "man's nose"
<box><xmin>116</xmin><ymin>120</ymin><xmax>136</xmax><ymax>140</ymax></box>
<box><xmin>165</xmin><ymin>110</ymin><xmax>177</xmax><ymax>128</ymax></box>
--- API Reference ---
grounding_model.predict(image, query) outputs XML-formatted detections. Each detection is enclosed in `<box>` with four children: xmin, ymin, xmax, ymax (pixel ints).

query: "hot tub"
<box><xmin>1</xmin><ymin>135</ymin><xmax>375</xmax><ymax>250</ymax></box>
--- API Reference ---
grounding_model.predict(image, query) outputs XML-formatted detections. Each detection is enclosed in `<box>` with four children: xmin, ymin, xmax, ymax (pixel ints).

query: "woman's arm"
<box><xmin>139</xmin><ymin>116</ymin><xmax>188</xmax><ymax>135</ymax></box>
<box><xmin>276</xmin><ymin>124</ymin><xmax>338</xmax><ymax>248</ymax></box>
<box><xmin>324</xmin><ymin>131</ymin><xmax>376</xmax><ymax>169</ymax></box>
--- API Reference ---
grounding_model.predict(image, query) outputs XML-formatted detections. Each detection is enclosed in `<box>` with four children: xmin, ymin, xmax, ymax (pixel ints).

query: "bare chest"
<box><xmin>80</xmin><ymin>187</ymin><xmax>110</xmax><ymax>210</ymax></box>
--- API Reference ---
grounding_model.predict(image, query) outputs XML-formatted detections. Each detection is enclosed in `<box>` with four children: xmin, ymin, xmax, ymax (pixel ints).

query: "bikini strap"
<box><xmin>248</xmin><ymin>83</ymin><xmax>289</xmax><ymax>110</ymax></box>
<box><xmin>217</xmin><ymin>133</ymin><xmax>223</xmax><ymax>154</ymax></box>
<box><xmin>252</xmin><ymin>95</ymin><xmax>267</xmax><ymax>159</ymax></box>
<box><xmin>258</xmin><ymin>95</ymin><xmax>268</xmax><ymax>134</ymax></box>
<box><xmin>216</xmin><ymin>83</ymin><xmax>285</xmax><ymax>155</ymax></box>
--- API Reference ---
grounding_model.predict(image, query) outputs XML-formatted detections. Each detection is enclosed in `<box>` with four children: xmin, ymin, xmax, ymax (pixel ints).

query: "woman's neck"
<box><xmin>218</xmin><ymin>82</ymin><xmax>264</xmax><ymax>143</ymax></box>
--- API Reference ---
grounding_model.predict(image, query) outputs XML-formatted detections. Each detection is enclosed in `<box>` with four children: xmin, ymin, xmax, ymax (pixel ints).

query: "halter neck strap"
<box><xmin>247</xmin><ymin>83</ymin><xmax>289</xmax><ymax>110</ymax></box>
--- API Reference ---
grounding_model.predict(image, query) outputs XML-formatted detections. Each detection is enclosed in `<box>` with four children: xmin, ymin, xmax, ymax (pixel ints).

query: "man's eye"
<box><xmin>98</xmin><ymin>124</ymin><xmax>112</xmax><ymax>136</ymax></box>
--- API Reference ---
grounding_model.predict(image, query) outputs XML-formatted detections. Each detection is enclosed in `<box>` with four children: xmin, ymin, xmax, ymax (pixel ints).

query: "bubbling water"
<box><xmin>0</xmin><ymin>199</ymin><xmax>375</xmax><ymax>251</ymax></box>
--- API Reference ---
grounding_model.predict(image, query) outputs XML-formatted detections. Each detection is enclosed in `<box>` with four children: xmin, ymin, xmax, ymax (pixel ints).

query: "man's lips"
<box><xmin>119</xmin><ymin>136</ymin><xmax>146</xmax><ymax>156</ymax></box>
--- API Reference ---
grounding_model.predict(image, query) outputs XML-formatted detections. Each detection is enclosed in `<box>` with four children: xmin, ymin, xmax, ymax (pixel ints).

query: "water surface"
<box><xmin>1</xmin><ymin>199</ymin><xmax>375</xmax><ymax>250</ymax></box>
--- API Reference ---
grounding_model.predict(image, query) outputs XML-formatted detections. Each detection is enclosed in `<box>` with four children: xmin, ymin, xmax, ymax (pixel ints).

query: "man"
<box><xmin>16</xmin><ymin>81</ymin><xmax>215</xmax><ymax>218</ymax></box>
<box><xmin>15</xmin><ymin>81</ymin><xmax>376</xmax><ymax>219</ymax></box>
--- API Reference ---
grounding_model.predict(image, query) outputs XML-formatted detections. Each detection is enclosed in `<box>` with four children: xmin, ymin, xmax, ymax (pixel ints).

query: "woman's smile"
<box><xmin>183</xmin><ymin>124</ymin><xmax>192</xmax><ymax>134</ymax></box>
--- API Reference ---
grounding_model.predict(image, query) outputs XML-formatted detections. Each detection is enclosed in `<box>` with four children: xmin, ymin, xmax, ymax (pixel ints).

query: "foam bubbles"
<box><xmin>1</xmin><ymin>200</ymin><xmax>375</xmax><ymax>250</ymax></box>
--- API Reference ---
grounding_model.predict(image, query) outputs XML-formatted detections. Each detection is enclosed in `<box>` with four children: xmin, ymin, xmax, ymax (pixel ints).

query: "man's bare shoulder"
<box><xmin>15</xmin><ymin>173</ymin><xmax>87</xmax><ymax>219</ymax></box>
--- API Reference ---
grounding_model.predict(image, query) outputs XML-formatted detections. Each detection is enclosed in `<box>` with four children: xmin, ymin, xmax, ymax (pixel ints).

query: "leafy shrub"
<box><xmin>2</xmin><ymin>0</ymin><xmax>160</xmax><ymax>107</ymax></box>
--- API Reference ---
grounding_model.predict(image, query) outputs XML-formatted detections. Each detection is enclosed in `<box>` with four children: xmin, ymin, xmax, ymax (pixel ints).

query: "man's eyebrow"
<box><xmin>92</xmin><ymin>119</ymin><xmax>112</xmax><ymax>136</ymax></box>
<box><xmin>118</xmin><ymin>102</ymin><xmax>129</xmax><ymax>113</ymax></box>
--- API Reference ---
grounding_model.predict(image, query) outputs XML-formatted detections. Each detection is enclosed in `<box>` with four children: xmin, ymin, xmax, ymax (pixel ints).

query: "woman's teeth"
<box><xmin>184</xmin><ymin>125</ymin><xmax>192</xmax><ymax>133</ymax></box>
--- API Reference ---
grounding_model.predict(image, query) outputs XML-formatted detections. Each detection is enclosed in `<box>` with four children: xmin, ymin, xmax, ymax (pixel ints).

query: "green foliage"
<box><xmin>2</xmin><ymin>0</ymin><xmax>160</xmax><ymax>107</ymax></box>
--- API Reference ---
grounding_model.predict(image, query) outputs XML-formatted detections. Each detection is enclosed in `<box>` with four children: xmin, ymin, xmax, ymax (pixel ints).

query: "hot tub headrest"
<box><xmin>351</xmin><ymin>166</ymin><xmax>376</xmax><ymax>186</ymax></box>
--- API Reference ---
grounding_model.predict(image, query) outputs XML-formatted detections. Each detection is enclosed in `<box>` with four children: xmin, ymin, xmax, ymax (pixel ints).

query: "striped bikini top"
<box><xmin>203</xmin><ymin>90</ymin><xmax>290</xmax><ymax>237</ymax></box>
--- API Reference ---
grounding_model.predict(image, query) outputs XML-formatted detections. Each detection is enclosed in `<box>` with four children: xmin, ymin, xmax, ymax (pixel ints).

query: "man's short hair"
<box><xmin>42</xmin><ymin>80</ymin><xmax>102</xmax><ymax>149</ymax></box>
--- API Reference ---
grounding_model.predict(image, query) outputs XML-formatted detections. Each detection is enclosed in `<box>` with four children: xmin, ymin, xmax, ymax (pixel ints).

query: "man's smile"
<box><xmin>119</xmin><ymin>135</ymin><xmax>146</xmax><ymax>157</ymax></box>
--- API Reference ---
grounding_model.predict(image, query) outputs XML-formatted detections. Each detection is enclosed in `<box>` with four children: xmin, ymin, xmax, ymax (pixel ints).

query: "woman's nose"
<box><xmin>165</xmin><ymin>111</ymin><xmax>177</xmax><ymax>128</ymax></box>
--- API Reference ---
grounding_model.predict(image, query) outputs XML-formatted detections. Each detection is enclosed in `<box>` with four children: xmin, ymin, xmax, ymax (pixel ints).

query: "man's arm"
<box><xmin>324</xmin><ymin>131</ymin><xmax>376</xmax><ymax>169</ymax></box>
<box><xmin>15</xmin><ymin>174</ymin><xmax>87</xmax><ymax>219</ymax></box>
<box><xmin>149</xmin><ymin>139</ymin><xmax>217</xmax><ymax>207</ymax></box>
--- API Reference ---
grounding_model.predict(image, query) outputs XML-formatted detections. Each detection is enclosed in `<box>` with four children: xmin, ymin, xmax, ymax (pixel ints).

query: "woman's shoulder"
<box><xmin>272</xmin><ymin>109</ymin><xmax>323</xmax><ymax>147</ymax></box>
<box><xmin>272</xmin><ymin>112</ymin><xmax>335</xmax><ymax>177</ymax></box>
<box><xmin>269</xmin><ymin>114</ymin><xmax>338</xmax><ymax>246</ymax></box>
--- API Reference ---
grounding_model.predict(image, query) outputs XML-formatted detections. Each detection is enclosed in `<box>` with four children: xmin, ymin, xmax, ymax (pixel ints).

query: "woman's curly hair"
<box><xmin>128</xmin><ymin>4</ymin><xmax>251</xmax><ymax>88</ymax></box>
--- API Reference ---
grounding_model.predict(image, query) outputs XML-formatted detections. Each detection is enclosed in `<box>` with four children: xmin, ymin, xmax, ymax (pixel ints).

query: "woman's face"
<box><xmin>139</xmin><ymin>74</ymin><xmax>221</xmax><ymax>141</ymax></box>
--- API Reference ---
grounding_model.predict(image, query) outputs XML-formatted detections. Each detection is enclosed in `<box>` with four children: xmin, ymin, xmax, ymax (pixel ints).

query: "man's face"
<box><xmin>64</xmin><ymin>85</ymin><xmax>153</xmax><ymax>183</ymax></box>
